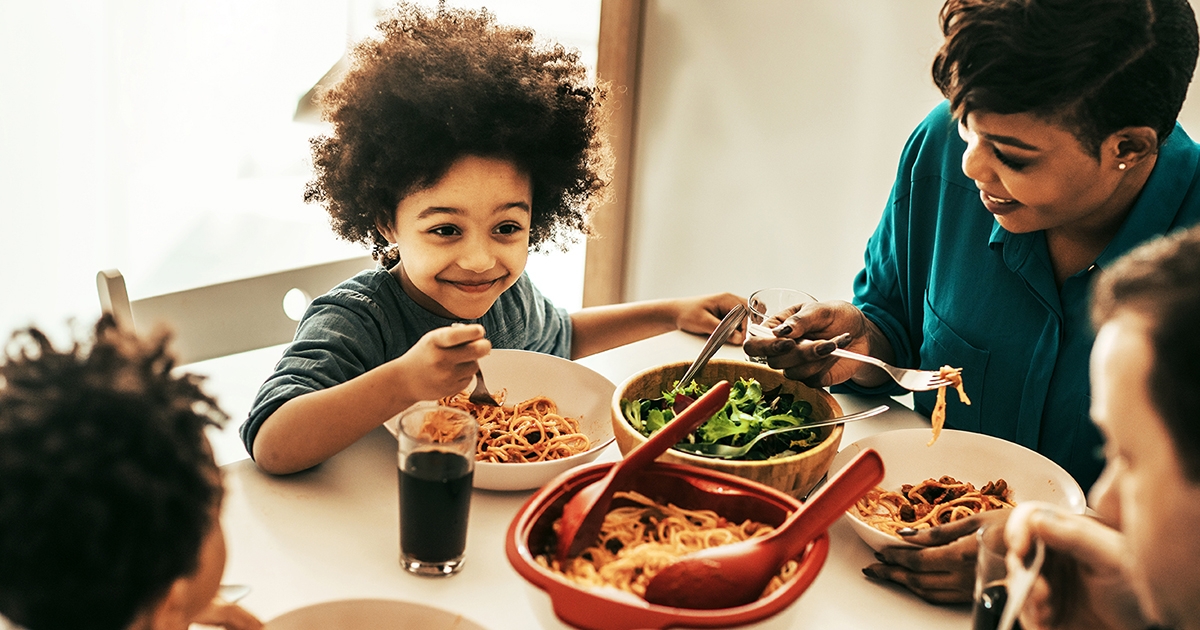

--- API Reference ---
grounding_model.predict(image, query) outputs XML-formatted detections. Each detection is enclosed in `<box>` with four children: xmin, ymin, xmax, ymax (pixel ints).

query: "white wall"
<box><xmin>624</xmin><ymin>0</ymin><xmax>1200</xmax><ymax>304</ymax></box>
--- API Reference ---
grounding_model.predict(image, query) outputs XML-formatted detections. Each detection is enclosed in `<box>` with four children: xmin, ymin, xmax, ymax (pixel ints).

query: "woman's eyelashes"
<box><xmin>993</xmin><ymin>147</ymin><xmax>1029</xmax><ymax>171</ymax></box>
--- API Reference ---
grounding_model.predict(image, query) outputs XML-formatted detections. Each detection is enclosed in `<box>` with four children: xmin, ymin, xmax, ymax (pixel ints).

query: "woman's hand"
<box><xmin>862</xmin><ymin>509</ymin><xmax>1008</xmax><ymax>604</ymax></box>
<box><xmin>396</xmin><ymin>323</ymin><xmax>491</xmax><ymax>403</ymax></box>
<box><xmin>1004</xmin><ymin>502</ymin><xmax>1149</xmax><ymax>630</ymax></box>
<box><xmin>673</xmin><ymin>292</ymin><xmax>747</xmax><ymax>344</ymax></box>
<box><xmin>742</xmin><ymin>299</ymin><xmax>891</xmax><ymax>388</ymax></box>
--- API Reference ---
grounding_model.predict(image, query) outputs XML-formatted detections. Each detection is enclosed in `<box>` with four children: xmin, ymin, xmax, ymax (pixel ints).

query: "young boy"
<box><xmin>1003</xmin><ymin>225</ymin><xmax>1200</xmax><ymax>629</ymax></box>
<box><xmin>0</xmin><ymin>316</ymin><xmax>261</xmax><ymax>630</ymax></box>
<box><xmin>242</xmin><ymin>3</ymin><xmax>743</xmax><ymax>474</ymax></box>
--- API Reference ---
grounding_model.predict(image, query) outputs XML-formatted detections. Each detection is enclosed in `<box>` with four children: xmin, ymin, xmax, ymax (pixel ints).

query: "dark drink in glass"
<box><xmin>399</xmin><ymin>450</ymin><xmax>473</xmax><ymax>571</ymax></box>
<box><xmin>971</xmin><ymin>581</ymin><xmax>1008</xmax><ymax>630</ymax></box>
<box><xmin>396</xmin><ymin>404</ymin><xmax>477</xmax><ymax>577</ymax></box>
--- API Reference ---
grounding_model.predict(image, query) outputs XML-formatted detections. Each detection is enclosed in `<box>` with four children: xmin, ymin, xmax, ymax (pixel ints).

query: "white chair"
<box><xmin>96</xmin><ymin>255</ymin><xmax>377</xmax><ymax>365</ymax></box>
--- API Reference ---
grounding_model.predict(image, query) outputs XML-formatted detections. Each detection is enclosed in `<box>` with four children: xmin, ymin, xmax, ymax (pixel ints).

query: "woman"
<box><xmin>745</xmin><ymin>0</ymin><xmax>1200</xmax><ymax>603</ymax></box>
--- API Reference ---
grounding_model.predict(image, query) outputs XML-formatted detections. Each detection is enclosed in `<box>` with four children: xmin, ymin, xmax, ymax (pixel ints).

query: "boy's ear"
<box><xmin>375</xmin><ymin>218</ymin><xmax>396</xmax><ymax>244</ymax></box>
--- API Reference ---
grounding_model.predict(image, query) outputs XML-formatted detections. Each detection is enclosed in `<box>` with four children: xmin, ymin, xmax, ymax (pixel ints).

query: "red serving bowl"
<box><xmin>505</xmin><ymin>461</ymin><xmax>829</xmax><ymax>630</ymax></box>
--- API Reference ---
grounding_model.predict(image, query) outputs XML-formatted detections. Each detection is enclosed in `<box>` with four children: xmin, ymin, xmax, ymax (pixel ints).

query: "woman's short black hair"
<box><xmin>305</xmin><ymin>2</ymin><xmax>609</xmax><ymax>268</ymax></box>
<box><xmin>932</xmin><ymin>0</ymin><xmax>1198</xmax><ymax>154</ymax></box>
<box><xmin>0</xmin><ymin>315</ymin><xmax>225</xmax><ymax>630</ymax></box>
<box><xmin>1092</xmin><ymin>226</ymin><xmax>1200</xmax><ymax>482</ymax></box>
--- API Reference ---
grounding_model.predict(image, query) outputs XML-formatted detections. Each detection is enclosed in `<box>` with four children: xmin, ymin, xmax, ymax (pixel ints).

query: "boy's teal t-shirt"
<box><xmin>240</xmin><ymin>269</ymin><xmax>572</xmax><ymax>456</ymax></box>
<box><xmin>840</xmin><ymin>101</ymin><xmax>1200</xmax><ymax>490</ymax></box>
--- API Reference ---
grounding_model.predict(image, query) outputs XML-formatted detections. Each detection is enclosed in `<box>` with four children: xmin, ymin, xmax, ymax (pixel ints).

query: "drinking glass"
<box><xmin>746</xmin><ymin>288</ymin><xmax>817</xmax><ymax>363</ymax></box>
<box><xmin>972</xmin><ymin>525</ymin><xmax>1008</xmax><ymax>630</ymax></box>
<box><xmin>397</xmin><ymin>404</ymin><xmax>477</xmax><ymax>576</ymax></box>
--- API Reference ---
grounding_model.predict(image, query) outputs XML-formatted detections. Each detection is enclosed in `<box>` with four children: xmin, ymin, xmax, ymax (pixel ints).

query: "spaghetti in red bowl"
<box><xmin>505</xmin><ymin>461</ymin><xmax>828</xmax><ymax>630</ymax></box>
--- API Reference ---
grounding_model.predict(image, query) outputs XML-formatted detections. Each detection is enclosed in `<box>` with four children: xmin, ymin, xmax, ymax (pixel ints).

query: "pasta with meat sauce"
<box><xmin>439</xmin><ymin>391</ymin><xmax>590</xmax><ymax>463</ymax></box>
<box><xmin>853</xmin><ymin>475</ymin><xmax>1014</xmax><ymax>537</ymax></box>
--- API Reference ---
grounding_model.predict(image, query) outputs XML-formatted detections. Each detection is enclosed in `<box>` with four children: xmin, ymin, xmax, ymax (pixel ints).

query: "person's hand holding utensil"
<box><xmin>744</xmin><ymin>288</ymin><xmax>816</xmax><ymax>364</ymax></box>
<box><xmin>1000</xmin><ymin>501</ymin><xmax>1152</xmax><ymax>630</ymax></box>
<box><xmin>743</xmin><ymin>296</ymin><xmax>912</xmax><ymax>390</ymax></box>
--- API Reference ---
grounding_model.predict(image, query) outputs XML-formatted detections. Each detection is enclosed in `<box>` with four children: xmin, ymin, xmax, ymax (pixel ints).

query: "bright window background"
<box><xmin>0</xmin><ymin>0</ymin><xmax>598</xmax><ymax>340</ymax></box>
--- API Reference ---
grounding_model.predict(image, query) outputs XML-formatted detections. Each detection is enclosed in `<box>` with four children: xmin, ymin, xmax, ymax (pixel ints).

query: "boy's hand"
<box><xmin>397</xmin><ymin>323</ymin><xmax>492</xmax><ymax>403</ymax></box>
<box><xmin>189</xmin><ymin>599</ymin><xmax>263</xmax><ymax>630</ymax></box>
<box><xmin>1004</xmin><ymin>502</ymin><xmax>1148</xmax><ymax>630</ymax></box>
<box><xmin>675</xmin><ymin>293</ymin><xmax>747</xmax><ymax>344</ymax></box>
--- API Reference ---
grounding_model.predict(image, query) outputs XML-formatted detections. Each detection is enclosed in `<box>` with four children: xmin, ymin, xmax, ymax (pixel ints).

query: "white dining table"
<box><xmin>195</xmin><ymin>331</ymin><xmax>972</xmax><ymax>629</ymax></box>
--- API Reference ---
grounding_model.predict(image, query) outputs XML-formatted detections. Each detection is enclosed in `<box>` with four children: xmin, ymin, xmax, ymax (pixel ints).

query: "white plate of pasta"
<box><xmin>386</xmin><ymin>349</ymin><xmax>617</xmax><ymax>491</ymax></box>
<box><xmin>265</xmin><ymin>598</ymin><xmax>486</xmax><ymax>629</ymax></box>
<box><xmin>830</xmin><ymin>428</ymin><xmax>1087</xmax><ymax>551</ymax></box>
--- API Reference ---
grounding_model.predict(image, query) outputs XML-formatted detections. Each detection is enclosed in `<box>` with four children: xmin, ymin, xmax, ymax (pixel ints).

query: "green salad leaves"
<box><xmin>621</xmin><ymin>378</ymin><xmax>821</xmax><ymax>461</ymax></box>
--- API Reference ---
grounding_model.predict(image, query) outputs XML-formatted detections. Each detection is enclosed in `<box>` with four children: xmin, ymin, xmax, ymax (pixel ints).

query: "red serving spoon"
<box><xmin>643</xmin><ymin>448</ymin><xmax>885</xmax><ymax>609</ymax></box>
<box><xmin>555</xmin><ymin>380</ymin><xmax>732</xmax><ymax>562</ymax></box>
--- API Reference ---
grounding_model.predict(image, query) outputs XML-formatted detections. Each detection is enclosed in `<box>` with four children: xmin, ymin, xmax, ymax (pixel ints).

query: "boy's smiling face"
<box><xmin>380</xmin><ymin>155</ymin><xmax>532</xmax><ymax>320</ymax></box>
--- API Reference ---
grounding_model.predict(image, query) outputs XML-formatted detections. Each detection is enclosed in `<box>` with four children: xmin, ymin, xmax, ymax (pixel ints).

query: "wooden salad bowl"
<box><xmin>610</xmin><ymin>359</ymin><xmax>844</xmax><ymax>499</ymax></box>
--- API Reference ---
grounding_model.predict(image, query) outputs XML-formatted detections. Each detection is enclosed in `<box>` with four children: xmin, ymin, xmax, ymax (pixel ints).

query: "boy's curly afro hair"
<box><xmin>0</xmin><ymin>315</ymin><xmax>225</xmax><ymax>630</ymax></box>
<box><xmin>305</xmin><ymin>3</ymin><xmax>610</xmax><ymax>268</ymax></box>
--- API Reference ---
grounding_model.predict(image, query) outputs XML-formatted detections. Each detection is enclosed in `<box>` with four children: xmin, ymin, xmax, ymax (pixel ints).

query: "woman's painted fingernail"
<box><xmin>897</xmin><ymin>527</ymin><xmax>918</xmax><ymax>536</ymax></box>
<box><xmin>775</xmin><ymin>325</ymin><xmax>793</xmax><ymax>336</ymax></box>
<box><xmin>833</xmin><ymin>333</ymin><xmax>853</xmax><ymax>347</ymax></box>
<box><xmin>873</xmin><ymin>552</ymin><xmax>886</xmax><ymax>562</ymax></box>
<box><xmin>814</xmin><ymin>340</ymin><xmax>836</xmax><ymax>356</ymax></box>
<box><xmin>862</xmin><ymin>567</ymin><xmax>879</xmax><ymax>579</ymax></box>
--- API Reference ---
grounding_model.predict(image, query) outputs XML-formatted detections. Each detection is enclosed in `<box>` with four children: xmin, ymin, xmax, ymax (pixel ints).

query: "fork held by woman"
<box><xmin>746</xmin><ymin>319</ymin><xmax>952</xmax><ymax>392</ymax></box>
<box><xmin>828</xmin><ymin>349</ymin><xmax>953</xmax><ymax>392</ymax></box>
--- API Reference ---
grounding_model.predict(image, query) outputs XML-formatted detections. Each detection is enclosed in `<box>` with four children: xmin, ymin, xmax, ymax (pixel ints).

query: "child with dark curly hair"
<box><xmin>241</xmin><ymin>3</ymin><xmax>743</xmax><ymax>474</ymax></box>
<box><xmin>0</xmin><ymin>315</ymin><xmax>261</xmax><ymax>630</ymax></box>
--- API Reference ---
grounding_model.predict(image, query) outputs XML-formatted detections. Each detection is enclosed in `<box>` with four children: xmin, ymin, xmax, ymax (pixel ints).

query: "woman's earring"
<box><xmin>1118</xmin><ymin>163</ymin><xmax>1127</xmax><ymax>170</ymax></box>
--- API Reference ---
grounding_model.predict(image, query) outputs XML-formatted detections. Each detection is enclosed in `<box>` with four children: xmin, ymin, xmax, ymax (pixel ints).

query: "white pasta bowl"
<box><xmin>264</xmin><ymin>598</ymin><xmax>487</xmax><ymax>629</ymax></box>
<box><xmin>831</xmin><ymin>428</ymin><xmax>1087</xmax><ymax>552</ymax></box>
<box><xmin>387</xmin><ymin>349</ymin><xmax>616</xmax><ymax>491</ymax></box>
